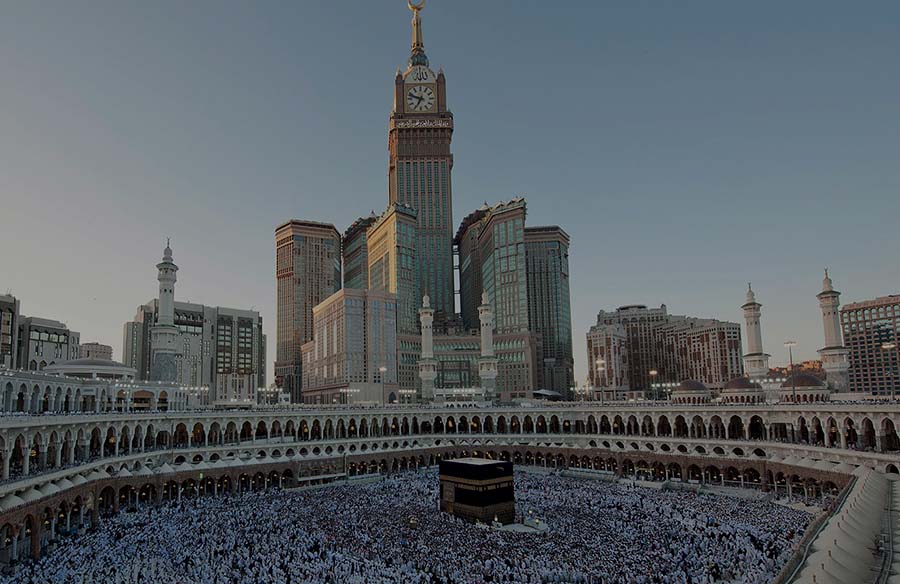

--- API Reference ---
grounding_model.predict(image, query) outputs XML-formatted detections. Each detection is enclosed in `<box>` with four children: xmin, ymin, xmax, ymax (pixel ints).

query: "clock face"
<box><xmin>406</xmin><ymin>85</ymin><xmax>435</xmax><ymax>112</ymax></box>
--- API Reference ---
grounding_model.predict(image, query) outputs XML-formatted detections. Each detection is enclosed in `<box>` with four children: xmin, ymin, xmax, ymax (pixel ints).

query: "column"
<box><xmin>10</xmin><ymin>528</ymin><xmax>18</xmax><ymax>562</ymax></box>
<box><xmin>22</xmin><ymin>447</ymin><xmax>30</xmax><ymax>476</ymax></box>
<box><xmin>2</xmin><ymin>450</ymin><xmax>9</xmax><ymax>480</ymax></box>
<box><xmin>30</xmin><ymin>522</ymin><xmax>40</xmax><ymax>561</ymax></box>
<box><xmin>54</xmin><ymin>445</ymin><xmax>62</xmax><ymax>468</ymax></box>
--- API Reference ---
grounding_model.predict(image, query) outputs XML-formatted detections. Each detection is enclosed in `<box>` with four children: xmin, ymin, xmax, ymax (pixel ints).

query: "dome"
<box><xmin>38</xmin><ymin>483</ymin><xmax>60</xmax><ymax>497</ymax></box>
<box><xmin>724</xmin><ymin>377</ymin><xmax>762</xmax><ymax>390</ymax></box>
<box><xmin>20</xmin><ymin>488</ymin><xmax>42</xmax><ymax>503</ymax></box>
<box><xmin>43</xmin><ymin>357</ymin><xmax>136</xmax><ymax>381</ymax></box>
<box><xmin>0</xmin><ymin>495</ymin><xmax>26</xmax><ymax>512</ymax></box>
<box><xmin>60</xmin><ymin>357</ymin><xmax>128</xmax><ymax>368</ymax></box>
<box><xmin>55</xmin><ymin>478</ymin><xmax>75</xmax><ymax>490</ymax></box>
<box><xmin>781</xmin><ymin>373</ymin><xmax>826</xmax><ymax>388</ymax></box>
<box><xmin>675</xmin><ymin>380</ymin><xmax>708</xmax><ymax>392</ymax></box>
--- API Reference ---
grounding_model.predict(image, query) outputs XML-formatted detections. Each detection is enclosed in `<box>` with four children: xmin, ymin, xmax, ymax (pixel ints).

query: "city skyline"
<box><xmin>2</xmin><ymin>2</ymin><xmax>899</xmax><ymax>385</ymax></box>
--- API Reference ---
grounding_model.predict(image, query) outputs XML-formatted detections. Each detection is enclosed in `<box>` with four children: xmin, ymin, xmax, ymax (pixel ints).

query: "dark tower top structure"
<box><xmin>388</xmin><ymin>0</ymin><xmax>455</xmax><ymax>317</ymax></box>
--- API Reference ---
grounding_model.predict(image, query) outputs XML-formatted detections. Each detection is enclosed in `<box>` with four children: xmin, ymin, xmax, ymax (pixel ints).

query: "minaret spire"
<box><xmin>408</xmin><ymin>0</ymin><xmax>429</xmax><ymax>66</ymax></box>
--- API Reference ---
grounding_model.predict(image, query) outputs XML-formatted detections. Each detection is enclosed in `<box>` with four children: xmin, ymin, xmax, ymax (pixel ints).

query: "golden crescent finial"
<box><xmin>408</xmin><ymin>0</ymin><xmax>425</xmax><ymax>12</ymax></box>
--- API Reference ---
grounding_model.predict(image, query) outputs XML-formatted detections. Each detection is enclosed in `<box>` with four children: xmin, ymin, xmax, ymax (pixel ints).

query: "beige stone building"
<box><xmin>274</xmin><ymin>220</ymin><xmax>342</xmax><ymax>402</ymax></box>
<box><xmin>300</xmin><ymin>288</ymin><xmax>398</xmax><ymax>405</ymax></box>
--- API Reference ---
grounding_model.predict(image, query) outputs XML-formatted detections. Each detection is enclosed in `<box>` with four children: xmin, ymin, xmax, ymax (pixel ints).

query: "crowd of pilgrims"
<box><xmin>4</xmin><ymin>470</ymin><xmax>813</xmax><ymax>584</ymax></box>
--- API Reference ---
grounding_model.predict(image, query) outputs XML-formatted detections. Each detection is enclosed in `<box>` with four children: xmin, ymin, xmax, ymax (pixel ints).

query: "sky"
<box><xmin>1</xmin><ymin>1</ymin><xmax>898</xmax><ymax>385</ymax></box>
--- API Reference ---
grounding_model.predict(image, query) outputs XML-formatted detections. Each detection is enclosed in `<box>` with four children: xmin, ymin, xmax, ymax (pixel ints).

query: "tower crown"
<box><xmin>744</xmin><ymin>282</ymin><xmax>757</xmax><ymax>306</ymax></box>
<box><xmin>818</xmin><ymin>268</ymin><xmax>839</xmax><ymax>298</ymax></box>
<box><xmin>822</xmin><ymin>268</ymin><xmax>834</xmax><ymax>293</ymax></box>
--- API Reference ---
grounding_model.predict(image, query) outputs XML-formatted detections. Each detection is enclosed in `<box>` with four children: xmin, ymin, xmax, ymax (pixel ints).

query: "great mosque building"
<box><xmin>0</xmin><ymin>5</ymin><xmax>895</xmax><ymax>582</ymax></box>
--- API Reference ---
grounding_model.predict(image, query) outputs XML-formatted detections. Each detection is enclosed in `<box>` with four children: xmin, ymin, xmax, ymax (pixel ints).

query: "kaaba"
<box><xmin>439</xmin><ymin>458</ymin><xmax>515</xmax><ymax>524</ymax></box>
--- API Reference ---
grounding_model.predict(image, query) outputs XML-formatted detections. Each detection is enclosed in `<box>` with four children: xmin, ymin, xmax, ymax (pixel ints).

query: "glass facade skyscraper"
<box><xmin>525</xmin><ymin>226</ymin><xmax>575</xmax><ymax>392</ymax></box>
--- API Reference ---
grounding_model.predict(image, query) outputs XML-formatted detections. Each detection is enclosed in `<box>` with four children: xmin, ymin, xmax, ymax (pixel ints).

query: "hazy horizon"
<box><xmin>2</xmin><ymin>1</ymin><xmax>898</xmax><ymax>385</ymax></box>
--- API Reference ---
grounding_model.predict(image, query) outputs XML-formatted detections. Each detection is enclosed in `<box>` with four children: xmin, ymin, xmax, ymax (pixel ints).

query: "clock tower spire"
<box><xmin>408</xmin><ymin>0</ymin><xmax>428</xmax><ymax>66</ymax></box>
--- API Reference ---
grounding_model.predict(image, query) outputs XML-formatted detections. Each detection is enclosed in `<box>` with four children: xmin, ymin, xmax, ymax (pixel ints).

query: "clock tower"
<box><xmin>388</xmin><ymin>0</ymin><xmax>455</xmax><ymax>317</ymax></box>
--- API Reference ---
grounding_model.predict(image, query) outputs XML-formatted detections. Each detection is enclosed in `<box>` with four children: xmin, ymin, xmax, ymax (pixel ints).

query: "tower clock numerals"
<box><xmin>406</xmin><ymin>85</ymin><xmax>435</xmax><ymax>112</ymax></box>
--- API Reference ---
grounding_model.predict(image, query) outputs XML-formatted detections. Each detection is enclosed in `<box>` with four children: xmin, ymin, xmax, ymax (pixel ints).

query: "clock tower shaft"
<box><xmin>388</xmin><ymin>1</ymin><xmax>455</xmax><ymax>316</ymax></box>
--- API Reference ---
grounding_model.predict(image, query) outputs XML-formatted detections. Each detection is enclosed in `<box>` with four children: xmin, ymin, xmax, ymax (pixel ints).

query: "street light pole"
<box><xmin>883</xmin><ymin>342</ymin><xmax>897</xmax><ymax>401</ymax></box>
<box><xmin>649</xmin><ymin>369</ymin><xmax>658</xmax><ymax>401</ymax></box>
<box><xmin>378</xmin><ymin>365</ymin><xmax>387</xmax><ymax>407</ymax></box>
<box><xmin>784</xmin><ymin>341</ymin><xmax>797</xmax><ymax>404</ymax></box>
<box><xmin>596</xmin><ymin>359</ymin><xmax>606</xmax><ymax>405</ymax></box>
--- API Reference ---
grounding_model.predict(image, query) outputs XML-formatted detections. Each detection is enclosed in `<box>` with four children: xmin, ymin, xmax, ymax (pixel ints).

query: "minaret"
<box><xmin>418</xmin><ymin>294</ymin><xmax>437</xmax><ymax>402</ymax></box>
<box><xmin>149</xmin><ymin>240</ymin><xmax>181</xmax><ymax>382</ymax></box>
<box><xmin>741</xmin><ymin>283</ymin><xmax>770</xmax><ymax>381</ymax></box>
<box><xmin>817</xmin><ymin>269</ymin><xmax>849</xmax><ymax>391</ymax></box>
<box><xmin>478</xmin><ymin>291</ymin><xmax>499</xmax><ymax>402</ymax></box>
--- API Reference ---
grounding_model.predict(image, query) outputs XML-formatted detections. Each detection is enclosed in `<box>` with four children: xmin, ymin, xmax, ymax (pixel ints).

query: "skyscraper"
<box><xmin>456</xmin><ymin>198</ymin><xmax>528</xmax><ymax>335</ymax></box>
<box><xmin>525</xmin><ymin>226</ymin><xmax>574</xmax><ymax>392</ymax></box>
<box><xmin>342</xmin><ymin>214</ymin><xmax>377</xmax><ymax>290</ymax></box>
<box><xmin>274</xmin><ymin>220</ymin><xmax>342</xmax><ymax>402</ymax></box>
<box><xmin>388</xmin><ymin>1</ymin><xmax>455</xmax><ymax>317</ymax></box>
<box><xmin>367</xmin><ymin>203</ymin><xmax>419</xmax><ymax>335</ymax></box>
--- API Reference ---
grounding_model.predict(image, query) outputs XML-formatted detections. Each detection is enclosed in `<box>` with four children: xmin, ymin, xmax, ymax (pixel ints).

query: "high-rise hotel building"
<box><xmin>274</xmin><ymin>220</ymin><xmax>342</xmax><ymax>402</ymax></box>
<box><xmin>841</xmin><ymin>294</ymin><xmax>900</xmax><ymax>395</ymax></box>
<box><xmin>456</xmin><ymin>198</ymin><xmax>529</xmax><ymax>334</ymax></box>
<box><xmin>342</xmin><ymin>214</ymin><xmax>377</xmax><ymax>290</ymax></box>
<box><xmin>588</xmin><ymin>304</ymin><xmax>743</xmax><ymax>392</ymax></box>
<box><xmin>387</xmin><ymin>2</ymin><xmax>455</xmax><ymax>317</ymax></box>
<box><xmin>525</xmin><ymin>226</ymin><xmax>574</xmax><ymax>392</ymax></box>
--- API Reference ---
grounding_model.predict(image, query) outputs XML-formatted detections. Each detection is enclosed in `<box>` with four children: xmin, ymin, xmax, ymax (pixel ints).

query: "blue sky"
<box><xmin>1</xmin><ymin>1</ymin><xmax>898</xmax><ymax>384</ymax></box>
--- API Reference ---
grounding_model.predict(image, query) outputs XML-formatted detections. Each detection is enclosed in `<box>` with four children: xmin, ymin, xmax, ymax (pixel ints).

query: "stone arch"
<box><xmin>748</xmin><ymin>415</ymin><xmax>766</xmax><ymax>441</ymax></box>
<box><xmin>727</xmin><ymin>415</ymin><xmax>745</xmax><ymax>440</ymax></box>
<box><xmin>673</xmin><ymin>415</ymin><xmax>688</xmax><ymax>438</ymax></box>
<box><xmin>656</xmin><ymin>415</ymin><xmax>672</xmax><ymax>437</ymax></box>
<box><xmin>882</xmin><ymin>418</ymin><xmax>900</xmax><ymax>452</ymax></box>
